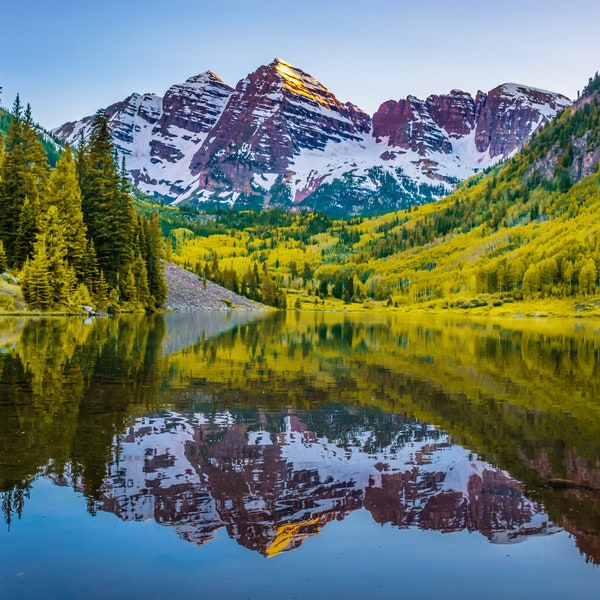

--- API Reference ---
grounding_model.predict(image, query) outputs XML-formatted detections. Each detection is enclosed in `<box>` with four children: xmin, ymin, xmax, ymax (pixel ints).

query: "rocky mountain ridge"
<box><xmin>53</xmin><ymin>59</ymin><xmax>570</xmax><ymax>216</ymax></box>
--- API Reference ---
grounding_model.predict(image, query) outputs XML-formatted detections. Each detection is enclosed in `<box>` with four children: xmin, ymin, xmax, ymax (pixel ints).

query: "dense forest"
<box><xmin>0</xmin><ymin>98</ymin><xmax>166</xmax><ymax>312</ymax></box>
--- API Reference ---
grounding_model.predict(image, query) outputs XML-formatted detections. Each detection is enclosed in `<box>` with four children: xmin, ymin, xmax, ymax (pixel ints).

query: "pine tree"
<box><xmin>81</xmin><ymin>239</ymin><xmax>100</xmax><ymax>296</ymax></box>
<box><xmin>142</xmin><ymin>213</ymin><xmax>167</xmax><ymax>308</ymax></box>
<box><xmin>78</xmin><ymin>110</ymin><xmax>134</xmax><ymax>293</ymax></box>
<box><xmin>0</xmin><ymin>241</ymin><xmax>7</xmax><ymax>272</ymax></box>
<box><xmin>14</xmin><ymin>195</ymin><xmax>39</xmax><ymax>267</ymax></box>
<box><xmin>0</xmin><ymin>96</ymin><xmax>24</xmax><ymax>262</ymax></box>
<box><xmin>92</xmin><ymin>270</ymin><xmax>109</xmax><ymax>312</ymax></box>
<box><xmin>20</xmin><ymin>206</ymin><xmax>75</xmax><ymax>310</ymax></box>
<box><xmin>21</xmin><ymin>251</ymin><xmax>53</xmax><ymax>310</ymax></box>
<box><xmin>0</xmin><ymin>131</ymin><xmax>4</xmax><ymax>172</ymax></box>
<box><xmin>0</xmin><ymin>97</ymin><xmax>49</xmax><ymax>267</ymax></box>
<box><xmin>46</xmin><ymin>145</ymin><xmax>88</xmax><ymax>278</ymax></box>
<box><xmin>132</xmin><ymin>252</ymin><xmax>152</xmax><ymax>309</ymax></box>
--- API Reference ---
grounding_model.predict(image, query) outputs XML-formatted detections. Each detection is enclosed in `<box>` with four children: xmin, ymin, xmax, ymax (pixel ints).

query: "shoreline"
<box><xmin>2</xmin><ymin>262</ymin><xmax>600</xmax><ymax>319</ymax></box>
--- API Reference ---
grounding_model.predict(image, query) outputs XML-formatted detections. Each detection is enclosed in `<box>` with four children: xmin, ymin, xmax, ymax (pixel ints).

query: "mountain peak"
<box><xmin>184</xmin><ymin>70</ymin><xmax>230</xmax><ymax>88</ymax></box>
<box><xmin>52</xmin><ymin>60</ymin><xmax>572</xmax><ymax>216</ymax></box>
<box><xmin>268</xmin><ymin>58</ymin><xmax>336</xmax><ymax>109</ymax></box>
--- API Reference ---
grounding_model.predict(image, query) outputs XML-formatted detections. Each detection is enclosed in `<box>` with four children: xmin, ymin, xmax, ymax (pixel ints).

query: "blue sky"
<box><xmin>2</xmin><ymin>0</ymin><xmax>599</xmax><ymax>129</ymax></box>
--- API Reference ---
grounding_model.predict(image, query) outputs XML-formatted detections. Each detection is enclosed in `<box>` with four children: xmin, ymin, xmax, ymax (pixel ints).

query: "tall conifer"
<box><xmin>21</xmin><ymin>206</ymin><xmax>75</xmax><ymax>310</ymax></box>
<box><xmin>46</xmin><ymin>145</ymin><xmax>88</xmax><ymax>278</ymax></box>
<box><xmin>78</xmin><ymin>110</ymin><xmax>135</xmax><ymax>293</ymax></box>
<box><xmin>141</xmin><ymin>213</ymin><xmax>167</xmax><ymax>309</ymax></box>
<box><xmin>0</xmin><ymin>97</ymin><xmax>49</xmax><ymax>267</ymax></box>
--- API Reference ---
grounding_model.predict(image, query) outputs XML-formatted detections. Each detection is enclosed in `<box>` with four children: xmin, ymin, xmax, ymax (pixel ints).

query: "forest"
<box><xmin>0</xmin><ymin>99</ymin><xmax>166</xmax><ymax>313</ymax></box>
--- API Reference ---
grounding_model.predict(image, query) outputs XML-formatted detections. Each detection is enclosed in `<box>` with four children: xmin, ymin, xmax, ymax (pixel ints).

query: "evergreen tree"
<box><xmin>132</xmin><ymin>252</ymin><xmax>152</xmax><ymax>309</ymax></box>
<box><xmin>0</xmin><ymin>241</ymin><xmax>7</xmax><ymax>272</ymax></box>
<box><xmin>81</xmin><ymin>239</ymin><xmax>100</xmax><ymax>297</ymax></box>
<box><xmin>21</xmin><ymin>249</ymin><xmax>53</xmax><ymax>310</ymax></box>
<box><xmin>46</xmin><ymin>145</ymin><xmax>88</xmax><ymax>278</ymax></box>
<box><xmin>92</xmin><ymin>269</ymin><xmax>109</xmax><ymax>312</ymax></box>
<box><xmin>14</xmin><ymin>195</ymin><xmax>39</xmax><ymax>267</ymax></box>
<box><xmin>143</xmin><ymin>213</ymin><xmax>167</xmax><ymax>308</ymax></box>
<box><xmin>20</xmin><ymin>206</ymin><xmax>75</xmax><ymax>310</ymax></box>
<box><xmin>78</xmin><ymin>110</ymin><xmax>135</xmax><ymax>293</ymax></box>
<box><xmin>0</xmin><ymin>97</ymin><xmax>49</xmax><ymax>266</ymax></box>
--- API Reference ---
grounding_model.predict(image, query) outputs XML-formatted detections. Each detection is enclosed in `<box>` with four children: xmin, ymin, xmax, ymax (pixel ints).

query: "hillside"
<box><xmin>163</xmin><ymin>73</ymin><xmax>600</xmax><ymax>314</ymax></box>
<box><xmin>0</xmin><ymin>105</ymin><xmax>62</xmax><ymax>167</ymax></box>
<box><xmin>164</xmin><ymin>262</ymin><xmax>264</xmax><ymax>311</ymax></box>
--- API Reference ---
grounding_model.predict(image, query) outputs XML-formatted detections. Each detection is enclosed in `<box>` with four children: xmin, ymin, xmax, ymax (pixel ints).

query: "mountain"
<box><xmin>53</xmin><ymin>59</ymin><xmax>570</xmax><ymax>216</ymax></box>
<box><xmin>157</xmin><ymin>72</ymin><xmax>600</xmax><ymax>315</ymax></box>
<box><xmin>54</xmin><ymin>72</ymin><xmax>234</xmax><ymax>199</ymax></box>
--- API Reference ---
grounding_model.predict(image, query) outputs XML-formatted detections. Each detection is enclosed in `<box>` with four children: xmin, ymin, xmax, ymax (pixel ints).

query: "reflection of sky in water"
<box><xmin>2</xmin><ymin>478</ymin><xmax>597</xmax><ymax>600</ymax></box>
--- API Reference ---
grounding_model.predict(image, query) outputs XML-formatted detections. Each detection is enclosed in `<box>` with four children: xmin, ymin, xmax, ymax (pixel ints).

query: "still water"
<box><xmin>1</xmin><ymin>311</ymin><xmax>599</xmax><ymax>599</ymax></box>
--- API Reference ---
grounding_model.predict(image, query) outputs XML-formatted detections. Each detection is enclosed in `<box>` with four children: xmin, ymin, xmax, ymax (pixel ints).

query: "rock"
<box><xmin>163</xmin><ymin>263</ymin><xmax>265</xmax><ymax>312</ymax></box>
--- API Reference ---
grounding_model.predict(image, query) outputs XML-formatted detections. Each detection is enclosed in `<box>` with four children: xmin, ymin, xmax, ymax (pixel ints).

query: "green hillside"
<box><xmin>0</xmin><ymin>106</ymin><xmax>62</xmax><ymax>167</ymax></box>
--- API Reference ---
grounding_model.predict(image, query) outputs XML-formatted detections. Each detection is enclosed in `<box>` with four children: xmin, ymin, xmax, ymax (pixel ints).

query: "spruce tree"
<box><xmin>0</xmin><ymin>241</ymin><xmax>7</xmax><ymax>272</ymax></box>
<box><xmin>21</xmin><ymin>206</ymin><xmax>75</xmax><ymax>310</ymax></box>
<box><xmin>78</xmin><ymin>110</ymin><xmax>135</xmax><ymax>295</ymax></box>
<box><xmin>21</xmin><ymin>248</ymin><xmax>53</xmax><ymax>310</ymax></box>
<box><xmin>0</xmin><ymin>97</ymin><xmax>49</xmax><ymax>267</ymax></box>
<box><xmin>142</xmin><ymin>213</ymin><xmax>167</xmax><ymax>308</ymax></box>
<box><xmin>0</xmin><ymin>97</ymin><xmax>25</xmax><ymax>264</ymax></box>
<box><xmin>46</xmin><ymin>145</ymin><xmax>88</xmax><ymax>278</ymax></box>
<box><xmin>132</xmin><ymin>252</ymin><xmax>152</xmax><ymax>309</ymax></box>
<box><xmin>14</xmin><ymin>196</ymin><xmax>39</xmax><ymax>267</ymax></box>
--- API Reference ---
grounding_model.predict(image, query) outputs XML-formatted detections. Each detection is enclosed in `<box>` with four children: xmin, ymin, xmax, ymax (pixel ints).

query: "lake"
<box><xmin>1</xmin><ymin>311</ymin><xmax>599</xmax><ymax>599</ymax></box>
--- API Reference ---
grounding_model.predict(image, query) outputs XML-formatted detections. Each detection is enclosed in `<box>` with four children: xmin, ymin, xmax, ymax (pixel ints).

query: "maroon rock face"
<box><xmin>374</xmin><ymin>84</ymin><xmax>569</xmax><ymax>159</ymax></box>
<box><xmin>426</xmin><ymin>90</ymin><xmax>476</xmax><ymax>138</ymax></box>
<box><xmin>474</xmin><ymin>84</ymin><xmax>570</xmax><ymax>157</ymax></box>
<box><xmin>373</xmin><ymin>96</ymin><xmax>447</xmax><ymax>155</ymax></box>
<box><xmin>190</xmin><ymin>58</ymin><xmax>371</xmax><ymax>191</ymax></box>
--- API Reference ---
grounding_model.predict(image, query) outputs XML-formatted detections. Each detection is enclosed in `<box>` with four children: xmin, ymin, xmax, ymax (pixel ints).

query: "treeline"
<box><xmin>0</xmin><ymin>98</ymin><xmax>166</xmax><ymax>312</ymax></box>
<box><xmin>191</xmin><ymin>255</ymin><xmax>287</xmax><ymax>308</ymax></box>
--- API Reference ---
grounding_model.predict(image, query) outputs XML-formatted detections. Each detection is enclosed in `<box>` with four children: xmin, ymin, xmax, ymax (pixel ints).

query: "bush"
<box><xmin>0</xmin><ymin>293</ymin><xmax>16</xmax><ymax>312</ymax></box>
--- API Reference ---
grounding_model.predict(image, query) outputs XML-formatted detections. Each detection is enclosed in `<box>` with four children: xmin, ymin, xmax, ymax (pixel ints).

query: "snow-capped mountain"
<box><xmin>53</xmin><ymin>59</ymin><xmax>570</xmax><ymax>216</ymax></box>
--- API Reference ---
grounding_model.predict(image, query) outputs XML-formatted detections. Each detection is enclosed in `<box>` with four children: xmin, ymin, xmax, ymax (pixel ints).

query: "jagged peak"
<box><xmin>493</xmin><ymin>82</ymin><xmax>571</xmax><ymax>104</ymax></box>
<box><xmin>447</xmin><ymin>89</ymin><xmax>472</xmax><ymax>97</ymax></box>
<box><xmin>184</xmin><ymin>70</ymin><xmax>231</xmax><ymax>88</ymax></box>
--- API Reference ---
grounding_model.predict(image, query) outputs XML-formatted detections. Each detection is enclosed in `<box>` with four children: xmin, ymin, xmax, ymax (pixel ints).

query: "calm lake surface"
<box><xmin>1</xmin><ymin>311</ymin><xmax>600</xmax><ymax>599</ymax></box>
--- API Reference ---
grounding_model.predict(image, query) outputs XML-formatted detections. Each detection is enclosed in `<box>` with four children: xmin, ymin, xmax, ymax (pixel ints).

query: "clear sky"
<box><xmin>2</xmin><ymin>0</ymin><xmax>599</xmax><ymax>129</ymax></box>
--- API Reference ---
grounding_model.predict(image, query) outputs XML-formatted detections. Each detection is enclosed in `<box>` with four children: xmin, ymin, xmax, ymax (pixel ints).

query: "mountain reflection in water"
<box><xmin>1</xmin><ymin>310</ymin><xmax>599</xmax><ymax>568</ymax></box>
<box><xmin>53</xmin><ymin>408</ymin><xmax>557</xmax><ymax>557</ymax></box>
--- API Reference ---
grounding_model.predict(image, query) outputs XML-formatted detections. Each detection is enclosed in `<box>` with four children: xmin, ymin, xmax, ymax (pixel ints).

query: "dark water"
<box><xmin>1</xmin><ymin>311</ymin><xmax>599</xmax><ymax>599</ymax></box>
